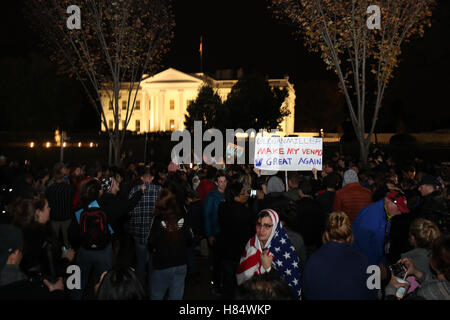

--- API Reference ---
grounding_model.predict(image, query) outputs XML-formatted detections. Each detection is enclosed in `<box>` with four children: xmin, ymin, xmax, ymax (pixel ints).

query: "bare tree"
<box><xmin>270</xmin><ymin>0</ymin><xmax>435</xmax><ymax>164</ymax></box>
<box><xmin>27</xmin><ymin>0</ymin><xmax>175</xmax><ymax>165</ymax></box>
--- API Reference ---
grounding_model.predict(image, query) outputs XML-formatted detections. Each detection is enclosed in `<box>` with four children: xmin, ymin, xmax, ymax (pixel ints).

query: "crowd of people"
<box><xmin>0</xmin><ymin>148</ymin><xmax>449</xmax><ymax>300</ymax></box>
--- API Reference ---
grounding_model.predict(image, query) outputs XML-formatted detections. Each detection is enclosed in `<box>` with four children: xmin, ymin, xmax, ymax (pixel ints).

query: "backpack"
<box><xmin>79</xmin><ymin>207</ymin><xmax>110</xmax><ymax>250</ymax></box>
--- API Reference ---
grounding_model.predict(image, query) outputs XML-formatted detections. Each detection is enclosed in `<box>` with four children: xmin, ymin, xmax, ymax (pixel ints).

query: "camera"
<box><xmin>389</xmin><ymin>262</ymin><xmax>407</xmax><ymax>278</ymax></box>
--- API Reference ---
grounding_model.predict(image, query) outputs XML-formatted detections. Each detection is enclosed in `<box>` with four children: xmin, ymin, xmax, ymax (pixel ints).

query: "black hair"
<box><xmin>96</xmin><ymin>267</ymin><xmax>147</xmax><ymax>300</ymax></box>
<box><xmin>79</xmin><ymin>179</ymin><xmax>101</xmax><ymax>209</ymax></box>
<box><xmin>206</xmin><ymin>166</ymin><xmax>218</xmax><ymax>180</ymax></box>
<box><xmin>236</xmin><ymin>272</ymin><xmax>295</xmax><ymax>300</ymax></box>
<box><xmin>35</xmin><ymin>168</ymin><xmax>50</xmax><ymax>181</ymax></box>
<box><xmin>229</xmin><ymin>181</ymin><xmax>244</xmax><ymax>199</ymax></box>
<box><xmin>215</xmin><ymin>170</ymin><xmax>227</xmax><ymax>183</ymax></box>
<box><xmin>277</xmin><ymin>201</ymin><xmax>298</xmax><ymax>229</ymax></box>
<box><xmin>110</xmin><ymin>166</ymin><xmax>125</xmax><ymax>179</ymax></box>
<box><xmin>323</xmin><ymin>172</ymin><xmax>341</xmax><ymax>190</ymax></box>
<box><xmin>87</xmin><ymin>167</ymin><xmax>102</xmax><ymax>178</ymax></box>
<box><xmin>256</xmin><ymin>210</ymin><xmax>271</xmax><ymax>221</ymax></box>
<box><xmin>299</xmin><ymin>180</ymin><xmax>313</xmax><ymax>196</ymax></box>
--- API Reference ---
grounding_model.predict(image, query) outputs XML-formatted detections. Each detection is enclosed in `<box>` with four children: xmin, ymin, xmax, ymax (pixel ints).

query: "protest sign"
<box><xmin>254</xmin><ymin>137</ymin><xmax>323</xmax><ymax>171</ymax></box>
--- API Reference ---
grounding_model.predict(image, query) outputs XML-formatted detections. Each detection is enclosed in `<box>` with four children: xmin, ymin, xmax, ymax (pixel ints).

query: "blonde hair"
<box><xmin>409</xmin><ymin>218</ymin><xmax>441</xmax><ymax>249</ymax></box>
<box><xmin>322</xmin><ymin>211</ymin><xmax>353</xmax><ymax>244</ymax></box>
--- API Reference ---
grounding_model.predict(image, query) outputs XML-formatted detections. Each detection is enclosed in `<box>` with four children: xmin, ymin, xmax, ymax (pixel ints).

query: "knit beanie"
<box><xmin>342</xmin><ymin>169</ymin><xmax>359</xmax><ymax>187</ymax></box>
<box><xmin>267</xmin><ymin>176</ymin><xmax>285</xmax><ymax>194</ymax></box>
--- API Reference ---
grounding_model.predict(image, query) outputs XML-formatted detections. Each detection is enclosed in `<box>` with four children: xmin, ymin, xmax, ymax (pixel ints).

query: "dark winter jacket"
<box><xmin>296</xmin><ymin>197</ymin><xmax>326</xmax><ymax>248</ymax></box>
<box><xmin>98</xmin><ymin>190</ymin><xmax>143</xmax><ymax>232</ymax></box>
<box><xmin>415</xmin><ymin>190</ymin><xmax>449</xmax><ymax>233</ymax></box>
<box><xmin>218</xmin><ymin>200</ymin><xmax>255</xmax><ymax>262</ymax></box>
<box><xmin>20</xmin><ymin>222</ymin><xmax>70</xmax><ymax>280</ymax></box>
<box><xmin>148</xmin><ymin>215</ymin><xmax>194</xmax><ymax>270</ymax></box>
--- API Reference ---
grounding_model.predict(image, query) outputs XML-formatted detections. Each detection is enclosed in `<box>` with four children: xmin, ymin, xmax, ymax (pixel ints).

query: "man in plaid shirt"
<box><xmin>128</xmin><ymin>168</ymin><xmax>161</xmax><ymax>292</ymax></box>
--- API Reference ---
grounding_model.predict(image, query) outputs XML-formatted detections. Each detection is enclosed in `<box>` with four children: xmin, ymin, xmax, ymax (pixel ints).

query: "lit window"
<box><xmin>170</xmin><ymin>119</ymin><xmax>175</xmax><ymax>130</ymax></box>
<box><xmin>135</xmin><ymin>100</ymin><xmax>140</xmax><ymax>110</ymax></box>
<box><xmin>170</xmin><ymin>100</ymin><xmax>175</xmax><ymax>110</ymax></box>
<box><xmin>136</xmin><ymin>120</ymin><xmax>140</xmax><ymax>132</ymax></box>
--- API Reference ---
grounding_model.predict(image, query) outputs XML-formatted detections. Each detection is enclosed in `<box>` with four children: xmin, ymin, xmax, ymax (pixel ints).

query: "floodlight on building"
<box><xmin>45</xmin><ymin>142</ymin><xmax>51</xmax><ymax>148</ymax></box>
<box><xmin>63</xmin><ymin>142</ymin><xmax>67</xmax><ymax>148</ymax></box>
<box><xmin>78</xmin><ymin>142</ymin><xmax>82</xmax><ymax>147</ymax></box>
<box><xmin>29</xmin><ymin>142</ymin><xmax>35</xmax><ymax>148</ymax></box>
<box><xmin>89</xmin><ymin>142</ymin><xmax>94</xmax><ymax>148</ymax></box>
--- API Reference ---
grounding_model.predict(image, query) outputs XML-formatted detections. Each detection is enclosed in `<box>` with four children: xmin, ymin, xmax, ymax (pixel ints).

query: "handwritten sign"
<box><xmin>254</xmin><ymin>137</ymin><xmax>323</xmax><ymax>171</ymax></box>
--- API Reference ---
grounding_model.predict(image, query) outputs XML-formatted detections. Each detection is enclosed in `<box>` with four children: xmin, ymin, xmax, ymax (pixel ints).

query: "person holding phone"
<box><xmin>386</xmin><ymin>235</ymin><xmax>450</xmax><ymax>300</ymax></box>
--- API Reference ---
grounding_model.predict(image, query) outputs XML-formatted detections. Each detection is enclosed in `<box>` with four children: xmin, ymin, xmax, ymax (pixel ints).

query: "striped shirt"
<box><xmin>128</xmin><ymin>182</ymin><xmax>161</xmax><ymax>245</ymax></box>
<box><xmin>45</xmin><ymin>182</ymin><xmax>73</xmax><ymax>221</ymax></box>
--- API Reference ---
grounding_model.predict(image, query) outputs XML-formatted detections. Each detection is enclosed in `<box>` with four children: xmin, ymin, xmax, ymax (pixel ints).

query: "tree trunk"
<box><xmin>359</xmin><ymin>139</ymin><xmax>370</xmax><ymax>168</ymax></box>
<box><xmin>112</xmin><ymin>135</ymin><xmax>122</xmax><ymax>167</ymax></box>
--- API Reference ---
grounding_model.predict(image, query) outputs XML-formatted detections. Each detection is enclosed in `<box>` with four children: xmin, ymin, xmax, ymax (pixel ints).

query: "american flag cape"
<box><xmin>236</xmin><ymin>209</ymin><xmax>302</xmax><ymax>299</ymax></box>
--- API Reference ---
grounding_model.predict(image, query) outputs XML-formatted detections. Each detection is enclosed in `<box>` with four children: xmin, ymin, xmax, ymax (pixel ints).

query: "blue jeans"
<box><xmin>71</xmin><ymin>243</ymin><xmax>113</xmax><ymax>300</ymax></box>
<box><xmin>134</xmin><ymin>240</ymin><xmax>153</xmax><ymax>296</ymax></box>
<box><xmin>151</xmin><ymin>265</ymin><xmax>187</xmax><ymax>300</ymax></box>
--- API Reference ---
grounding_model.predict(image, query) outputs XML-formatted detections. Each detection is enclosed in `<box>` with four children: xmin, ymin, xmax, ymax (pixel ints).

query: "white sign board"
<box><xmin>254</xmin><ymin>137</ymin><xmax>323</xmax><ymax>171</ymax></box>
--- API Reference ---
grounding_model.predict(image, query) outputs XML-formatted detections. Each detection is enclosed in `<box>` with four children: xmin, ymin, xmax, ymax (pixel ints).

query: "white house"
<box><xmin>100</xmin><ymin>67</ymin><xmax>296</xmax><ymax>134</ymax></box>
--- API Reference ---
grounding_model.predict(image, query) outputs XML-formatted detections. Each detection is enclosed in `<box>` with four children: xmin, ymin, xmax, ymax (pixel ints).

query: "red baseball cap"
<box><xmin>386</xmin><ymin>191</ymin><xmax>410</xmax><ymax>213</ymax></box>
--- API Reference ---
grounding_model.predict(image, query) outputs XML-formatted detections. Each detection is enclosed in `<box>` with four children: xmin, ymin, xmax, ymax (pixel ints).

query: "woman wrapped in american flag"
<box><xmin>236</xmin><ymin>209</ymin><xmax>302</xmax><ymax>299</ymax></box>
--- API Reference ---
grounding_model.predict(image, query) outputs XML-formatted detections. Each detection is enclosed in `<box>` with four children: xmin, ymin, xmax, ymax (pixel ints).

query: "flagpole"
<box><xmin>200</xmin><ymin>35</ymin><xmax>203</xmax><ymax>74</ymax></box>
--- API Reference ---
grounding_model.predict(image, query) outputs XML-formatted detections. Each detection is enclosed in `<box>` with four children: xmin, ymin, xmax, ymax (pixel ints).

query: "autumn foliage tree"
<box><xmin>270</xmin><ymin>0</ymin><xmax>435</xmax><ymax>164</ymax></box>
<box><xmin>26</xmin><ymin>0</ymin><xmax>175</xmax><ymax>165</ymax></box>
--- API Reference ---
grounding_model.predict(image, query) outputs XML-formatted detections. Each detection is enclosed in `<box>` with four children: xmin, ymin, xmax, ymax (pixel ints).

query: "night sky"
<box><xmin>1</xmin><ymin>0</ymin><xmax>449</xmax><ymax>133</ymax></box>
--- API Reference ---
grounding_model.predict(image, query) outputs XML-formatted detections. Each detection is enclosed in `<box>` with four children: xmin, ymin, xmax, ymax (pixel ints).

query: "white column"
<box><xmin>154</xmin><ymin>91</ymin><xmax>159</xmax><ymax>131</ymax></box>
<box><xmin>160</xmin><ymin>90</ymin><xmax>166</xmax><ymax>131</ymax></box>
<box><xmin>142</xmin><ymin>90</ymin><xmax>148</xmax><ymax>132</ymax></box>
<box><xmin>178</xmin><ymin>89</ymin><xmax>184</xmax><ymax>130</ymax></box>
<box><xmin>150</xmin><ymin>94</ymin><xmax>155</xmax><ymax>131</ymax></box>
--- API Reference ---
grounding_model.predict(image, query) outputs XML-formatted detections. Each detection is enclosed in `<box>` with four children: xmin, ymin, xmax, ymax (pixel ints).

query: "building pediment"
<box><xmin>142</xmin><ymin>68</ymin><xmax>205</xmax><ymax>85</ymax></box>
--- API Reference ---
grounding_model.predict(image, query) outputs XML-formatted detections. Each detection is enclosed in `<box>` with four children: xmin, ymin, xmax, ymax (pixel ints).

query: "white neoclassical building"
<box><xmin>100</xmin><ymin>68</ymin><xmax>296</xmax><ymax>134</ymax></box>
